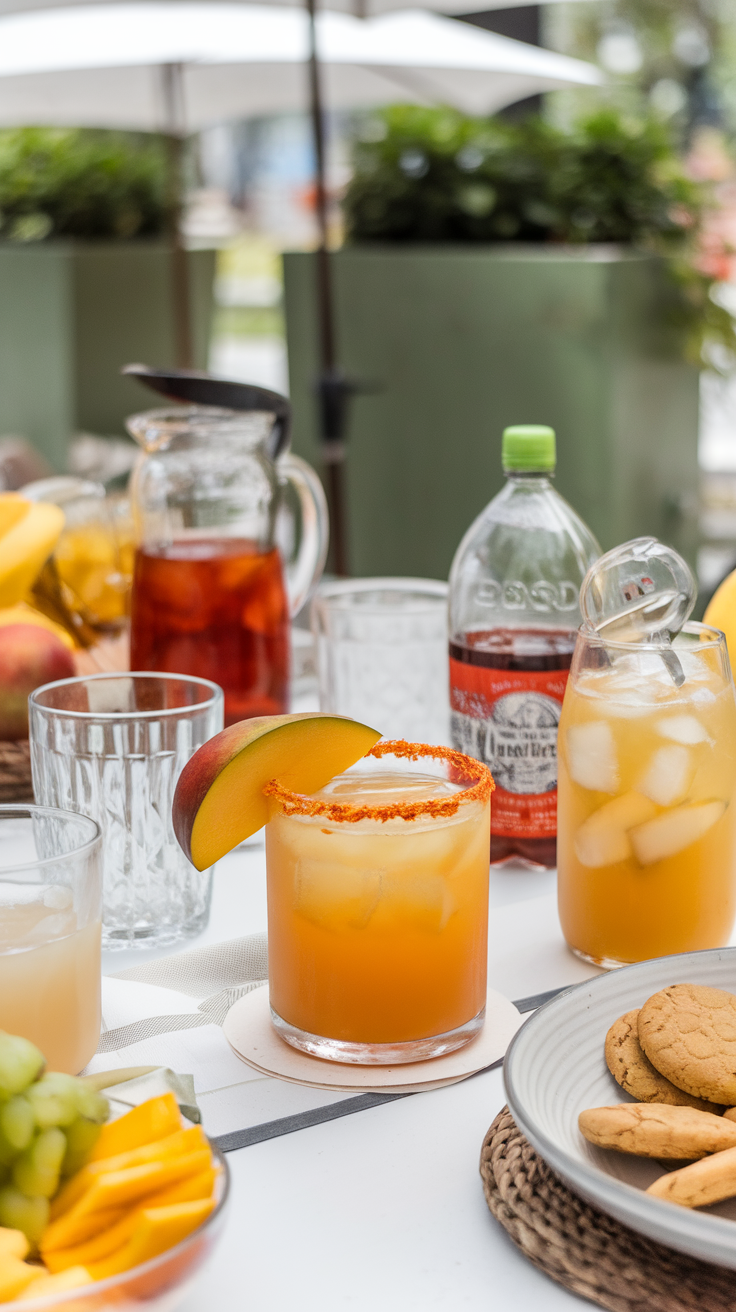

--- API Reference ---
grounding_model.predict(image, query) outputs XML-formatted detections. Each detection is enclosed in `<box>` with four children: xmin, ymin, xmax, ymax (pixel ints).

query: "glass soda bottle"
<box><xmin>448</xmin><ymin>425</ymin><xmax>600</xmax><ymax>868</ymax></box>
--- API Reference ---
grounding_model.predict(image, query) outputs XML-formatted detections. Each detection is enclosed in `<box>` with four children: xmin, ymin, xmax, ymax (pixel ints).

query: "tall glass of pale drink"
<box><xmin>557</xmin><ymin>622</ymin><xmax>736</xmax><ymax>966</ymax></box>
<box><xmin>0</xmin><ymin>806</ymin><xmax>102</xmax><ymax>1072</ymax></box>
<box><xmin>264</xmin><ymin>741</ymin><xmax>493</xmax><ymax>1063</ymax></box>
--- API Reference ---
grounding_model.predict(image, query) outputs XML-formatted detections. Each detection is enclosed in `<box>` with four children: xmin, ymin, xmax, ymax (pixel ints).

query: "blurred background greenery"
<box><xmin>4</xmin><ymin>0</ymin><xmax>736</xmax><ymax>592</ymax></box>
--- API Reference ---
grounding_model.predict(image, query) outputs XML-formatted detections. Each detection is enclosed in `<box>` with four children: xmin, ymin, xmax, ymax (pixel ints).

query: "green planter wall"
<box><xmin>0</xmin><ymin>241</ymin><xmax>215</xmax><ymax>469</ymax></box>
<box><xmin>283</xmin><ymin>246</ymin><xmax>700</xmax><ymax>578</ymax></box>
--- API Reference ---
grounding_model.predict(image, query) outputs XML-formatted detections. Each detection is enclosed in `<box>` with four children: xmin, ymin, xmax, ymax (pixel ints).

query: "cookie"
<box><xmin>638</xmin><ymin>983</ymin><xmax>736</xmax><ymax>1106</ymax></box>
<box><xmin>647</xmin><ymin>1144</ymin><xmax>736</xmax><ymax>1208</ymax></box>
<box><xmin>605</xmin><ymin>1010</ymin><xmax>721</xmax><ymax>1112</ymax></box>
<box><xmin>579</xmin><ymin>1103</ymin><xmax>736</xmax><ymax>1159</ymax></box>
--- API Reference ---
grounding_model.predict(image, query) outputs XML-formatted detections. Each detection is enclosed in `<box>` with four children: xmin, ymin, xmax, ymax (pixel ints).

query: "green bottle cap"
<box><xmin>502</xmin><ymin>425</ymin><xmax>556</xmax><ymax>471</ymax></box>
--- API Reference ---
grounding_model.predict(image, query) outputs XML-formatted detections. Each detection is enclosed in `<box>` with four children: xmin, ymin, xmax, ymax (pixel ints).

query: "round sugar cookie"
<box><xmin>605</xmin><ymin>1009</ymin><xmax>721</xmax><ymax>1112</ymax></box>
<box><xmin>638</xmin><ymin>983</ymin><xmax>736</xmax><ymax>1107</ymax></box>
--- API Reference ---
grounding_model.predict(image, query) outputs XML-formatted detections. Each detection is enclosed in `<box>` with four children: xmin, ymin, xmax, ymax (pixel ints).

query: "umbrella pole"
<box><xmin>306</xmin><ymin>0</ymin><xmax>349</xmax><ymax>577</ymax></box>
<box><xmin>161</xmin><ymin>62</ymin><xmax>194</xmax><ymax>370</ymax></box>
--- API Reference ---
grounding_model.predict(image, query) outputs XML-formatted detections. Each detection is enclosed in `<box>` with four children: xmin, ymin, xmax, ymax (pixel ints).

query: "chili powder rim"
<box><xmin>263</xmin><ymin>740</ymin><xmax>494</xmax><ymax>824</ymax></box>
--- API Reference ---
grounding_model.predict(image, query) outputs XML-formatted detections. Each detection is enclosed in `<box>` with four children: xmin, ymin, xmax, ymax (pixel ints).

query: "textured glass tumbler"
<box><xmin>29</xmin><ymin>673</ymin><xmax>224</xmax><ymax>950</ymax></box>
<box><xmin>311</xmin><ymin>578</ymin><xmax>449</xmax><ymax>745</ymax></box>
<box><xmin>0</xmin><ymin>804</ymin><xmax>102</xmax><ymax>1073</ymax></box>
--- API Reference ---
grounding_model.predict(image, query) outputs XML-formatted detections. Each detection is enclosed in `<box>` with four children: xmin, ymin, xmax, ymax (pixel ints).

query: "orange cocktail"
<box><xmin>557</xmin><ymin>622</ymin><xmax>736</xmax><ymax>966</ymax></box>
<box><xmin>264</xmin><ymin>741</ymin><xmax>493</xmax><ymax>1064</ymax></box>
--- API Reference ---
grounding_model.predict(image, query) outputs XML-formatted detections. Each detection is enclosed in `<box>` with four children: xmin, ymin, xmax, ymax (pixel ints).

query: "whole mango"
<box><xmin>704</xmin><ymin>567</ymin><xmax>736</xmax><ymax>664</ymax></box>
<box><xmin>0</xmin><ymin>624</ymin><xmax>75</xmax><ymax>739</ymax></box>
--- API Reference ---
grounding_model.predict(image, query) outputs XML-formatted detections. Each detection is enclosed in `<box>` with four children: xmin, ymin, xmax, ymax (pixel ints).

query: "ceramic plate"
<box><xmin>504</xmin><ymin>947</ymin><xmax>736</xmax><ymax>1268</ymax></box>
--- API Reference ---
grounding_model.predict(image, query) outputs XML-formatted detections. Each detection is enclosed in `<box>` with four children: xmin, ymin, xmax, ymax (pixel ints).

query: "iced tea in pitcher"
<box><xmin>127</xmin><ymin>405</ymin><xmax>327</xmax><ymax>726</ymax></box>
<box><xmin>131</xmin><ymin>538</ymin><xmax>289</xmax><ymax>721</ymax></box>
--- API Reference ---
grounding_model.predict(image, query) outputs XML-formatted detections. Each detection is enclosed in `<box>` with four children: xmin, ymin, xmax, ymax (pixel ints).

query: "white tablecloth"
<box><xmin>99</xmin><ymin>841</ymin><xmax>608</xmax><ymax>1312</ymax></box>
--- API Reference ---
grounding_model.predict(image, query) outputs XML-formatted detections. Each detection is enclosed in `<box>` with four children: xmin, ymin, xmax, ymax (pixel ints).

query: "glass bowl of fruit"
<box><xmin>0</xmin><ymin>1035</ymin><xmax>229</xmax><ymax>1309</ymax></box>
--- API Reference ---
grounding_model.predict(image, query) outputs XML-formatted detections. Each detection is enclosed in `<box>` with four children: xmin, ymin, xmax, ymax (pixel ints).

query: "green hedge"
<box><xmin>0</xmin><ymin>128</ymin><xmax>168</xmax><ymax>241</ymax></box>
<box><xmin>345</xmin><ymin>107</ymin><xmax>701</xmax><ymax>246</ymax></box>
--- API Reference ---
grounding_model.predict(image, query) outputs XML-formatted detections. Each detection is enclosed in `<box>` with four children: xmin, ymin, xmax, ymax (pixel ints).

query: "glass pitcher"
<box><xmin>127</xmin><ymin>405</ymin><xmax>328</xmax><ymax>726</ymax></box>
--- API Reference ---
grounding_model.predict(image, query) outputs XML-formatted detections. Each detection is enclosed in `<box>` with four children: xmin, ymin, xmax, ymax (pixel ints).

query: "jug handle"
<box><xmin>278</xmin><ymin>453</ymin><xmax>329</xmax><ymax>616</ymax></box>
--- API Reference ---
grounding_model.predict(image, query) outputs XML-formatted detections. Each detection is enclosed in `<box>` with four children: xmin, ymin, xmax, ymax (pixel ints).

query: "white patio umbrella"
<box><xmin>0</xmin><ymin>0</ymin><xmax>597</xmax><ymax>17</ymax></box>
<box><xmin>0</xmin><ymin>0</ymin><xmax>602</xmax><ymax>568</ymax></box>
<box><xmin>0</xmin><ymin>3</ymin><xmax>600</xmax><ymax>128</ymax></box>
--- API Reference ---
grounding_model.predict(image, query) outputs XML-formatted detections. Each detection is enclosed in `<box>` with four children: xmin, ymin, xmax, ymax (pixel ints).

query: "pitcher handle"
<box><xmin>278</xmin><ymin>453</ymin><xmax>329</xmax><ymax>616</ymax></box>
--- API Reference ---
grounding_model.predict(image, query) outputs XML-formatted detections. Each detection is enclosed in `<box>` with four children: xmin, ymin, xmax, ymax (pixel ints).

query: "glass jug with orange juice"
<box><xmin>127</xmin><ymin>405</ymin><xmax>328</xmax><ymax>726</ymax></box>
<box><xmin>557</xmin><ymin>539</ymin><xmax>736</xmax><ymax>966</ymax></box>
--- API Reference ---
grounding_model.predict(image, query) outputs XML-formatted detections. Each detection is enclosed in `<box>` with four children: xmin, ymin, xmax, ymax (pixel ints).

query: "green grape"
<box><xmin>0</xmin><ymin>1186</ymin><xmax>49</xmax><ymax>1245</ymax></box>
<box><xmin>27</xmin><ymin>1074</ymin><xmax>78</xmax><ymax>1129</ymax></box>
<box><xmin>0</xmin><ymin>1096</ymin><xmax>34</xmax><ymax>1152</ymax></box>
<box><xmin>13</xmin><ymin>1127</ymin><xmax>66</xmax><ymax>1199</ymax></box>
<box><xmin>0</xmin><ymin>1034</ymin><xmax>44</xmax><ymax>1096</ymax></box>
<box><xmin>61</xmin><ymin>1115</ymin><xmax>101</xmax><ymax>1177</ymax></box>
<box><xmin>74</xmin><ymin>1084</ymin><xmax>109</xmax><ymax>1125</ymax></box>
<box><xmin>0</xmin><ymin>1124</ymin><xmax>18</xmax><ymax>1168</ymax></box>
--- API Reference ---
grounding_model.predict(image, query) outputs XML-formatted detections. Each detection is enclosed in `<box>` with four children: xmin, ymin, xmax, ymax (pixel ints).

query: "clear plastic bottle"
<box><xmin>448</xmin><ymin>425</ymin><xmax>600</xmax><ymax>868</ymax></box>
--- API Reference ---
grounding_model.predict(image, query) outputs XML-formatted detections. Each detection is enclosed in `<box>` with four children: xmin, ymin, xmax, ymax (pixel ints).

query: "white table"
<box><xmin>103</xmin><ymin>845</ymin><xmax>605</xmax><ymax>1312</ymax></box>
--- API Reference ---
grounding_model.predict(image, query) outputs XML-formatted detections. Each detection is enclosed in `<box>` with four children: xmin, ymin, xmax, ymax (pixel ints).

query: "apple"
<box><xmin>173</xmin><ymin>712</ymin><xmax>382</xmax><ymax>870</ymax></box>
<box><xmin>0</xmin><ymin>624</ymin><xmax>76</xmax><ymax>740</ymax></box>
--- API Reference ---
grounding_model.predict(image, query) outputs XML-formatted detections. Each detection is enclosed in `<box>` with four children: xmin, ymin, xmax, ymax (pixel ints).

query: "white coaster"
<box><xmin>223</xmin><ymin>986</ymin><xmax>523</xmax><ymax>1094</ymax></box>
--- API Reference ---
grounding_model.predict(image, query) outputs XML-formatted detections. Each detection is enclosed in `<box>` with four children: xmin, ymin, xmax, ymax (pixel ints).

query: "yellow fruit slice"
<box><xmin>0</xmin><ymin>1227</ymin><xmax>28</xmax><ymax>1260</ymax></box>
<box><xmin>42</xmin><ymin>1150</ymin><xmax>212</xmax><ymax>1252</ymax></box>
<box><xmin>173</xmin><ymin>713</ymin><xmax>382</xmax><ymax>870</ymax></box>
<box><xmin>86</xmin><ymin>1199</ymin><xmax>216</xmax><ymax>1281</ymax></box>
<box><xmin>0</xmin><ymin>1255</ymin><xmax>42</xmax><ymax>1300</ymax></box>
<box><xmin>50</xmin><ymin>1125</ymin><xmax>207</xmax><ymax>1220</ymax></box>
<box><xmin>17</xmin><ymin>1266</ymin><xmax>93</xmax><ymax>1299</ymax></box>
<box><xmin>86</xmin><ymin>1093</ymin><xmax>182</xmax><ymax>1166</ymax></box>
<box><xmin>0</xmin><ymin>604</ymin><xmax>75</xmax><ymax>651</ymax></box>
<box><xmin>0</xmin><ymin>496</ymin><xmax>64</xmax><ymax>609</ymax></box>
<box><xmin>44</xmin><ymin>1166</ymin><xmax>218</xmax><ymax>1274</ymax></box>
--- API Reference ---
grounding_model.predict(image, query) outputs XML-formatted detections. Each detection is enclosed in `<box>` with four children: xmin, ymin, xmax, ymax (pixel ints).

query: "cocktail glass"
<box><xmin>0</xmin><ymin>804</ymin><xmax>102</xmax><ymax>1073</ymax></box>
<box><xmin>264</xmin><ymin>741</ymin><xmax>493</xmax><ymax>1063</ymax></box>
<box><xmin>557</xmin><ymin>621</ymin><xmax>736</xmax><ymax>967</ymax></box>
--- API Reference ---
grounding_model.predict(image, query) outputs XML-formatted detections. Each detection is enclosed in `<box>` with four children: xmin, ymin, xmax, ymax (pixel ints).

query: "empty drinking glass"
<box><xmin>311</xmin><ymin>578</ymin><xmax>449</xmax><ymax>744</ymax></box>
<box><xmin>29</xmin><ymin>673</ymin><xmax>223</xmax><ymax>949</ymax></box>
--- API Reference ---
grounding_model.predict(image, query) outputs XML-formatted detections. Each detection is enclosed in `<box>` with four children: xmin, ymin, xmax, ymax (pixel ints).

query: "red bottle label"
<box><xmin>449</xmin><ymin>659</ymin><xmax>569</xmax><ymax>838</ymax></box>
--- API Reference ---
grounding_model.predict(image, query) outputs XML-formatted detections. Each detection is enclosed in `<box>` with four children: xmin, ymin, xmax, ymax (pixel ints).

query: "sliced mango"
<box><xmin>17</xmin><ymin>1266</ymin><xmax>92</xmax><ymax>1300</ymax></box>
<box><xmin>0</xmin><ymin>1255</ymin><xmax>42</xmax><ymax>1300</ymax></box>
<box><xmin>44</xmin><ymin>1167</ymin><xmax>218</xmax><ymax>1274</ymax></box>
<box><xmin>42</xmin><ymin>1150</ymin><xmax>212</xmax><ymax>1252</ymax></box>
<box><xmin>86</xmin><ymin>1199</ymin><xmax>216</xmax><ymax>1281</ymax></box>
<box><xmin>0</xmin><ymin>496</ymin><xmax>64</xmax><ymax>609</ymax></box>
<box><xmin>87</xmin><ymin>1094</ymin><xmax>183</xmax><ymax>1165</ymax></box>
<box><xmin>0</xmin><ymin>1228</ymin><xmax>28</xmax><ymax>1261</ymax></box>
<box><xmin>50</xmin><ymin>1126</ymin><xmax>207</xmax><ymax>1220</ymax></box>
<box><xmin>173</xmin><ymin>713</ymin><xmax>382</xmax><ymax>870</ymax></box>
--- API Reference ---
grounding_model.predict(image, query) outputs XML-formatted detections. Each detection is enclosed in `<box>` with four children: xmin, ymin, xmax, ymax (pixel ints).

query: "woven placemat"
<box><xmin>0</xmin><ymin>740</ymin><xmax>33</xmax><ymax>802</ymax></box>
<box><xmin>480</xmin><ymin>1107</ymin><xmax>736</xmax><ymax>1312</ymax></box>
